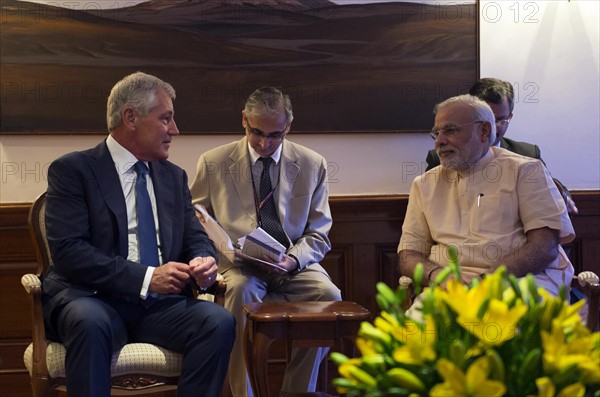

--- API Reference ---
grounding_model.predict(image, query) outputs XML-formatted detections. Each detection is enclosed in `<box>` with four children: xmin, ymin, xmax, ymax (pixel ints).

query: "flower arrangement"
<box><xmin>331</xmin><ymin>247</ymin><xmax>600</xmax><ymax>397</ymax></box>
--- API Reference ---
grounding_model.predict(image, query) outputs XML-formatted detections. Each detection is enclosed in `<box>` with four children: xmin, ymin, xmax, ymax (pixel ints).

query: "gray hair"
<box><xmin>434</xmin><ymin>94</ymin><xmax>497</xmax><ymax>145</ymax></box>
<box><xmin>106</xmin><ymin>72</ymin><xmax>176</xmax><ymax>131</ymax></box>
<box><xmin>244</xmin><ymin>86</ymin><xmax>294</xmax><ymax>124</ymax></box>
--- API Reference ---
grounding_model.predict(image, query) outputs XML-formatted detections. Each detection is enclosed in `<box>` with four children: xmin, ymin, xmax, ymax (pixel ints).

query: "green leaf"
<box><xmin>413</xmin><ymin>263</ymin><xmax>424</xmax><ymax>296</ymax></box>
<box><xmin>377</xmin><ymin>282</ymin><xmax>399</xmax><ymax>307</ymax></box>
<box><xmin>433</xmin><ymin>266</ymin><xmax>452</xmax><ymax>286</ymax></box>
<box><xmin>330</xmin><ymin>352</ymin><xmax>350</xmax><ymax>365</ymax></box>
<box><xmin>486</xmin><ymin>349</ymin><xmax>506</xmax><ymax>382</ymax></box>
<box><xmin>449</xmin><ymin>340</ymin><xmax>466</xmax><ymax>369</ymax></box>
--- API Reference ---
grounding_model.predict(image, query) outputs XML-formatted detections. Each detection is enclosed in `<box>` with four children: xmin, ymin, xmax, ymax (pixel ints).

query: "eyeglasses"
<box><xmin>430</xmin><ymin>121</ymin><xmax>483</xmax><ymax>140</ymax></box>
<box><xmin>495</xmin><ymin>115</ymin><xmax>512</xmax><ymax>127</ymax></box>
<box><xmin>245</xmin><ymin>118</ymin><xmax>288</xmax><ymax>141</ymax></box>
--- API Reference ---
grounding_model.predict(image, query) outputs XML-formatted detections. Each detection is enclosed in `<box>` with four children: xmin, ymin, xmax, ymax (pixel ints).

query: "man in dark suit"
<box><xmin>425</xmin><ymin>78</ymin><xmax>577</xmax><ymax>213</ymax></box>
<box><xmin>43</xmin><ymin>72</ymin><xmax>235</xmax><ymax>397</ymax></box>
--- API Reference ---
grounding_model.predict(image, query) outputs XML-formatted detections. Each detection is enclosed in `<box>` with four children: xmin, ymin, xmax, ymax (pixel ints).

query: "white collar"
<box><xmin>106</xmin><ymin>134</ymin><xmax>144</xmax><ymax>174</ymax></box>
<box><xmin>247</xmin><ymin>140</ymin><xmax>283</xmax><ymax>166</ymax></box>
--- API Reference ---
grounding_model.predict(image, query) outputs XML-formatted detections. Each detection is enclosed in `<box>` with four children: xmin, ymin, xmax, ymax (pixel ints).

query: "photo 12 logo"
<box><xmin>480</xmin><ymin>1</ymin><xmax>540</xmax><ymax>24</ymax></box>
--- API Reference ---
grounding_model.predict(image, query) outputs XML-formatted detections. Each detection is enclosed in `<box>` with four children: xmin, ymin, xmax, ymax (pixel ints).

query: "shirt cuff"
<box><xmin>140</xmin><ymin>266</ymin><xmax>155</xmax><ymax>299</ymax></box>
<box><xmin>289</xmin><ymin>254</ymin><xmax>301</xmax><ymax>272</ymax></box>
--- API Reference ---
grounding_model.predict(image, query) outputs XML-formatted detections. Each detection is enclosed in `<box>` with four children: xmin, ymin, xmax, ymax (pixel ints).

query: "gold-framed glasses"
<box><xmin>430</xmin><ymin>121</ymin><xmax>484</xmax><ymax>140</ymax></box>
<box><xmin>495</xmin><ymin>115</ymin><xmax>512</xmax><ymax>127</ymax></box>
<box><xmin>245</xmin><ymin>118</ymin><xmax>288</xmax><ymax>141</ymax></box>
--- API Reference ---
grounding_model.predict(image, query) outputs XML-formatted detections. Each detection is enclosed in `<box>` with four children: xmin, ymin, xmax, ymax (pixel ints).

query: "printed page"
<box><xmin>238</xmin><ymin>227</ymin><xmax>285</xmax><ymax>263</ymax></box>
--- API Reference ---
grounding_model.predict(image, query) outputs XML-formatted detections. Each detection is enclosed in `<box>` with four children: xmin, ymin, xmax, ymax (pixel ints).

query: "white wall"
<box><xmin>0</xmin><ymin>133</ymin><xmax>433</xmax><ymax>201</ymax></box>
<box><xmin>1</xmin><ymin>0</ymin><xmax>598</xmax><ymax>203</ymax></box>
<box><xmin>479</xmin><ymin>0</ymin><xmax>599</xmax><ymax>189</ymax></box>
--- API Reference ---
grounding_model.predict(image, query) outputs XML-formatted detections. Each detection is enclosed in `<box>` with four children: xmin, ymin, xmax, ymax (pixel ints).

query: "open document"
<box><xmin>194</xmin><ymin>204</ymin><xmax>287</xmax><ymax>275</ymax></box>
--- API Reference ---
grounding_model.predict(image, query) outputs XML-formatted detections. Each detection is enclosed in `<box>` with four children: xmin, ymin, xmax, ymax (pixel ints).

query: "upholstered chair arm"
<box><xmin>21</xmin><ymin>274</ymin><xmax>49</xmax><ymax>377</ymax></box>
<box><xmin>398</xmin><ymin>276</ymin><xmax>414</xmax><ymax>311</ymax></box>
<box><xmin>574</xmin><ymin>271</ymin><xmax>600</xmax><ymax>332</ymax></box>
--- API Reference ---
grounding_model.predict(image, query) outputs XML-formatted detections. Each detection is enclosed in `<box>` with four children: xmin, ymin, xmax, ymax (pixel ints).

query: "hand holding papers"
<box><xmin>194</xmin><ymin>204</ymin><xmax>287</xmax><ymax>275</ymax></box>
<box><xmin>239</xmin><ymin>228</ymin><xmax>286</xmax><ymax>263</ymax></box>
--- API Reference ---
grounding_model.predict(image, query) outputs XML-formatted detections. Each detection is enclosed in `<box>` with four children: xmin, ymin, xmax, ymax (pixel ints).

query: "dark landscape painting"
<box><xmin>0</xmin><ymin>0</ymin><xmax>478</xmax><ymax>133</ymax></box>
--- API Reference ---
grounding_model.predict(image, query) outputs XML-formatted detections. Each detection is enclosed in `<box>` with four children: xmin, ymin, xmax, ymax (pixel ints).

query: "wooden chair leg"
<box><xmin>31</xmin><ymin>375</ymin><xmax>53</xmax><ymax>397</ymax></box>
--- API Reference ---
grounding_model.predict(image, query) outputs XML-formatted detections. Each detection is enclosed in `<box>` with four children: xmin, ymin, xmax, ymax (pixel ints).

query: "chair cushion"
<box><xmin>24</xmin><ymin>342</ymin><xmax>183</xmax><ymax>379</ymax></box>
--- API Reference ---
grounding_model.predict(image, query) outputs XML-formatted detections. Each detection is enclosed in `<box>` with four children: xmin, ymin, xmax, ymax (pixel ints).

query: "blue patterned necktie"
<box><xmin>133</xmin><ymin>161</ymin><xmax>160</xmax><ymax>267</ymax></box>
<box><xmin>258</xmin><ymin>157</ymin><xmax>289</xmax><ymax>248</ymax></box>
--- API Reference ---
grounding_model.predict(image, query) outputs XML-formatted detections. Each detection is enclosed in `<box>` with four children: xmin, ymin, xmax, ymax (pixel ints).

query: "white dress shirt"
<box><xmin>106</xmin><ymin>135</ymin><xmax>161</xmax><ymax>299</ymax></box>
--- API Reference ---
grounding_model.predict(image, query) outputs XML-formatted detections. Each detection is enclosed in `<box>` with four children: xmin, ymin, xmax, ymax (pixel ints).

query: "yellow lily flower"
<box><xmin>542</xmin><ymin>324</ymin><xmax>600</xmax><ymax>384</ymax></box>
<box><xmin>358</xmin><ymin>321</ymin><xmax>392</xmax><ymax>349</ymax></box>
<box><xmin>332</xmin><ymin>251</ymin><xmax>600</xmax><ymax>397</ymax></box>
<box><xmin>430</xmin><ymin>357</ymin><xmax>506</xmax><ymax>397</ymax></box>
<box><xmin>391</xmin><ymin>315</ymin><xmax>437</xmax><ymax>365</ymax></box>
<box><xmin>456</xmin><ymin>299</ymin><xmax>527</xmax><ymax>346</ymax></box>
<box><xmin>337</xmin><ymin>357</ymin><xmax>362</xmax><ymax>380</ymax></box>
<box><xmin>338</xmin><ymin>358</ymin><xmax>380</xmax><ymax>390</ymax></box>
<box><xmin>557</xmin><ymin>383</ymin><xmax>586</xmax><ymax>397</ymax></box>
<box><xmin>438</xmin><ymin>278</ymin><xmax>489</xmax><ymax>319</ymax></box>
<box><xmin>538</xmin><ymin>289</ymin><xmax>584</xmax><ymax>332</ymax></box>
<box><xmin>527</xmin><ymin>377</ymin><xmax>586</xmax><ymax>397</ymax></box>
<box><xmin>374</xmin><ymin>313</ymin><xmax>398</xmax><ymax>337</ymax></box>
<box><xmin>548</xmin><ymin>295</ymin><xmax>589</xmax><ymax>337</ymax></box>
<box><xmin>484</xmin><ymin>266</ymin><xmax>507</xmax><ymax>300</ymax></box>
<box><xmin>355</xmin><ymin>335</ymin><xmax>378</xmax><ymax>357</ymax></box>
<box><xmin>530</xmin><ymin>377</ymin><xmax>555</xmax><ymax>397</ymax></box>
<box><xmin>438</xmin><ymin>271</ymin><xmax>526</xmax><ymax>346</ymax></box>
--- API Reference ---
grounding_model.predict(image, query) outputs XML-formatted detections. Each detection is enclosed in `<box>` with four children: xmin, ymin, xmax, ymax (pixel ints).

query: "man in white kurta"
<box><xmin>398</xmin><ymin>94</ymin><xmax>574</xmax><ymax>295</ymax></box>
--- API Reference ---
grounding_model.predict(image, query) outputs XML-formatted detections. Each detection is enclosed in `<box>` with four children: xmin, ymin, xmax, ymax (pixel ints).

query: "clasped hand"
<box><xmin>149</xmin><ymin>256</ymin><xmax>218</xmax><ymax>294</ymax></box>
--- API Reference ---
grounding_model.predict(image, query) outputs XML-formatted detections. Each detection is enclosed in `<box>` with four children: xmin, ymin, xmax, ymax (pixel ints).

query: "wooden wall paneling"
<box><xmin>571</xmin><ymin>191</ymin><xmax>600</xmax><ymax>215</ymax></box>
<box><xmin>378</xmin><ymin>245</ymin><xmax>402</xmax><ymax>290</ymax></box>
<box><xmin>321</xmin><ymin>244</ymin><xmax>352</xmax><ymax>300</ymax></box>
<box><xmin>354</xmin><ymin>244</ymin><xmax>380</xmax><ymax>311</ymax></box>
<box><xmin>581</xmin><ymin>239</ymin><xmax>600</xmax><ymax>274</ymax></box>
<box><xmin>569</xmin><ymin>191</ymin><xmax>600</xmax><ymax>274</ymax></box>
<box><xmin>0</xmin><ymin>372</ymin><xmax>32</xmax><ymax>397</ymax></box>
<box><xmin>569</xmin><ymin>192</ymin><xmax>600</xmax><ymax>273</ymax></box>
<box><xmin>0</xmin><ymin>263</ymin><xmax>35</xmax><ymax>395</ymax></box>
<box><xmin>328</xmin><ymin>195</ymin><xmax>407</xmax><ymax>314</ymax></box>
<box><xmin>0</xmin><ymin>204</ymin><xmax>35</xmax><ymax>263</ymax></box>
<box><xmin>1</xmin><ymin>203</ymin><xmax>37</xmax><ymax>397</ymax></box>
<box><xmin>0</xmin><ymin>263</ymin><xmax>35</xmax><ymax>339</ymax></box>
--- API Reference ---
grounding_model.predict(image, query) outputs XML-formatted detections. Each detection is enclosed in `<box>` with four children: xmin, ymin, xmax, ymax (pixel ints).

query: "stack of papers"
<box><xmin>194</xmin><ymin>204</ymin><xmax>287</xmax><ymax>275</ymax></box>
<box><xmin>238</xmin><ymin>228</ymin><xmax>286</xmax><ymax>263</ymax></box>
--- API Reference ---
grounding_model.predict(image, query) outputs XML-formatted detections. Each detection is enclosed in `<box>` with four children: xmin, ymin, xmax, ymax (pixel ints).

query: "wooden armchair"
<box><xmin>22</xmin><ymin>192</ymin><xmax>227</xmax><ymax>397</ymax></box>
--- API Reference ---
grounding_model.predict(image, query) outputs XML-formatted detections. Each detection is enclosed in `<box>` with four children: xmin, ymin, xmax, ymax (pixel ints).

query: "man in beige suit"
<box><xmin>190</xmin><ymin>86</ymin><xmax>341</xmax><ymax>397</ymax></box>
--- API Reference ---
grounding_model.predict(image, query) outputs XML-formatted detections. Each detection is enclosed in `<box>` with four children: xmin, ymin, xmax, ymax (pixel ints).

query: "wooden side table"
<box><xmin>242</xmin><ymin>301</ymin><xmax>371</xmax><ymax>397</ymax></box>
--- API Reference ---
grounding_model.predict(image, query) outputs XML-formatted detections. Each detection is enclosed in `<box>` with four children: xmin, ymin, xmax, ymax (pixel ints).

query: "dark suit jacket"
<box><xmin>43</xmin><ymin>140</ymin><xmax>216</xmax><ymax>336</ymax></box>
<box><xmin>425</xmin><ymin>137</ymin><xmax>570</xmax><ymax>196</ymax></box>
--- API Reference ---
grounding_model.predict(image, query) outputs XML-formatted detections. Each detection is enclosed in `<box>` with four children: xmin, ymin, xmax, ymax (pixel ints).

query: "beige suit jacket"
<box><xmin>190</xmin><ymin>137</ymin><xmax>332</xmax><ymax>272</ymax></box>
